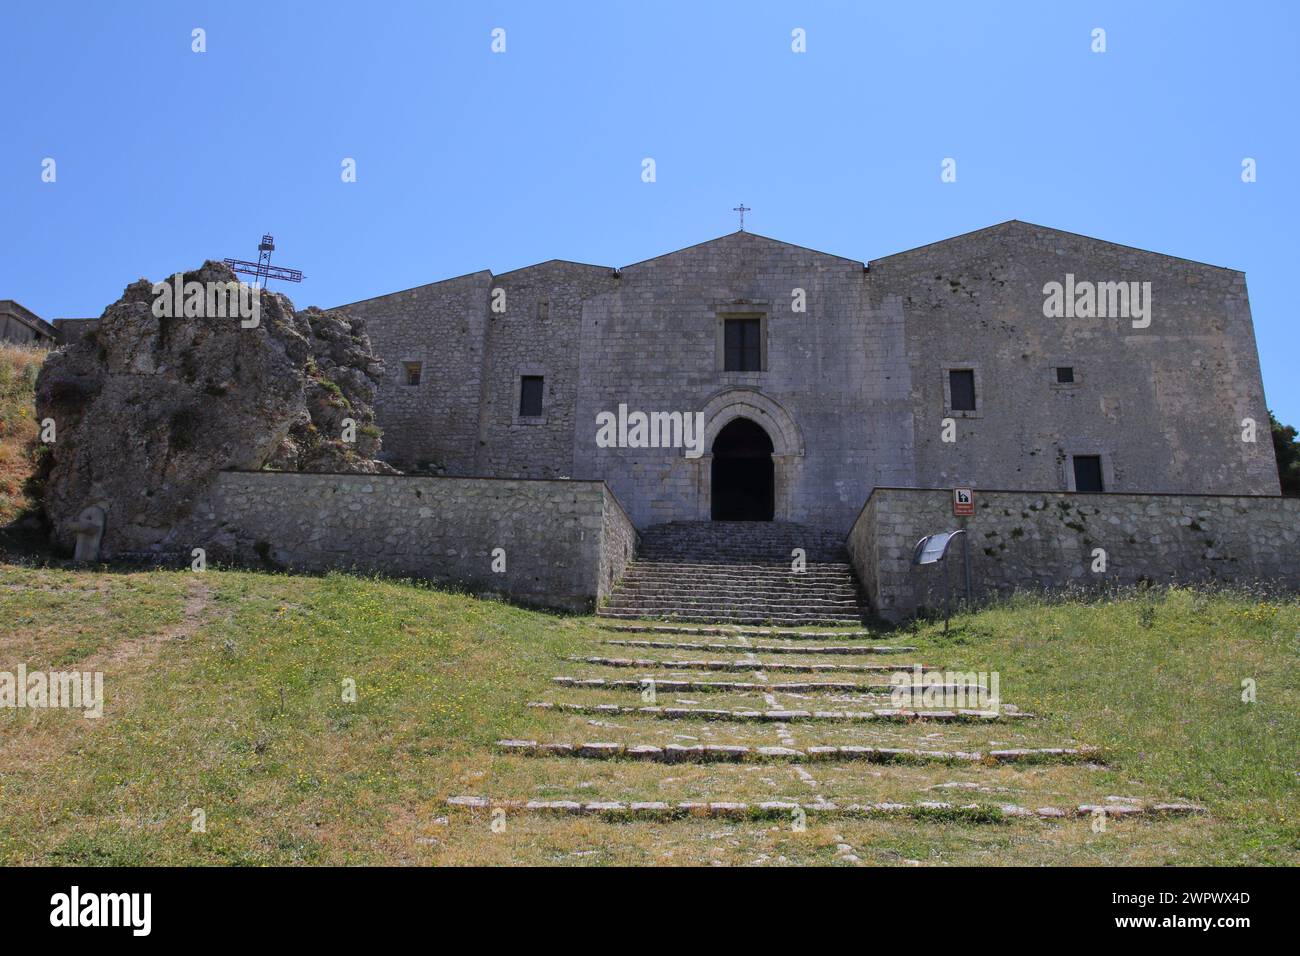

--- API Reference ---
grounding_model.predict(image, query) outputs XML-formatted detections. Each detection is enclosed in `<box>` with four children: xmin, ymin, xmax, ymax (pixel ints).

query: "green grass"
<box><xmin>0</xmin><ymin>342</ymin><xmax>47</xmax><ymax>525</ymax></box>
<box><xmin>0</xmin><ymin>563</ymin><xmax>1296</xmax><ymax>865</ymax></box>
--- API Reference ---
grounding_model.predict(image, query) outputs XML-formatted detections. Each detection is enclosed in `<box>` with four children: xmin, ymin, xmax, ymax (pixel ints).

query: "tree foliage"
<box><xmin>1270</xmin><ymin>411</ymin><xmax>1300</xmax><ymax>496</ymax></box>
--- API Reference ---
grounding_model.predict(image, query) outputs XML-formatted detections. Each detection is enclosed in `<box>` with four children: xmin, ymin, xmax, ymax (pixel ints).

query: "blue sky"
<box><xmin>3</xmin><ymin>1</ymin><xmax>1297</xmax><ymax>422</ymax></box>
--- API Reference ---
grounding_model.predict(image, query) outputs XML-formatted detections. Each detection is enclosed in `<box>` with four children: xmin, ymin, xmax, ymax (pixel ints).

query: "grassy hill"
<box><xmin>2</xmin><ymin>343</ymin><xmax>1296</xmax><ymax>865</ymax></box>
<box><xmin>0</xmin><ymin>342</ymin><xmax>46</xmax><ymax>526</ymax></box>
<box><xmin>0</xmin><ymin>563</ymin><xmax>1295</xmax><ymax>866</ymax></box>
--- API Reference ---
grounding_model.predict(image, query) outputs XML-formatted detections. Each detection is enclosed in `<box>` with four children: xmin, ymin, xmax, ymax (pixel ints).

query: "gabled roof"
<box><xmin>869</xmin><ymin>220</ymin><xmax>1241</xmax><ymax>273</ymax></box>
<box><xmin>333</xmin><ymin>269</ymin><xmax>493</xmax><ymax>310</ymax></box>
<box><xmin>493</xmin><ymin>259</ymin><xmax>614</xmax><ymax>280</ymax></box>
<box><xmin>620</xmin><ymin>230</ymin><xmax>864</xmax><ymax>271</ymax></box>
<box><xmin>468</xmin><ymin>232</ymin><xmax>862</xmax><ymax>279</ymax></box>
<box><xmin>333</xmin><ymin>220</ymin><xmax>1240</xmax><ymax>308</ymax></box>
<box><xmin>0</xmin><ymin>299</ymin><xmax>59</xmax><ymax>339</ymax></box>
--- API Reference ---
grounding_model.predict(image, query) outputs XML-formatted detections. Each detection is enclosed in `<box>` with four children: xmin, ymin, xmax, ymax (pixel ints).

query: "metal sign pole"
<box><xmin>913</xmin><ymin>529</ymin><xmax>968</xmax><ymax>633</ymax></box>
<box><xmin>963</xmin><ymin>530</ymin><xmax>972</xmax><ymax>607</ymax></box>
<box><xmin>942</xmin><ymin>549</ymin><xmax>951</xmax><ymax>634</ymax></box>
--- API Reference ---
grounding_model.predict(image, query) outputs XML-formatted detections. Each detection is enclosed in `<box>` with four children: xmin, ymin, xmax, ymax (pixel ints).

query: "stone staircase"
<box><xmin>445</xmin><ymin>620</ymin><xmax>1207</xmax><ymax>837</ymax></box>
<box><xmin>598</xmin><ymin>521</ymin><xmax>867</xmax><ymax>626</ymax></box>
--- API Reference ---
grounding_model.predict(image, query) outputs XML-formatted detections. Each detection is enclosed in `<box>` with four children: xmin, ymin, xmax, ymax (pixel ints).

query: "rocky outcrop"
<box><xmin>35</xmin><ymin>261</ymin><xmax>396</xmax><ymax>556</ymax></box>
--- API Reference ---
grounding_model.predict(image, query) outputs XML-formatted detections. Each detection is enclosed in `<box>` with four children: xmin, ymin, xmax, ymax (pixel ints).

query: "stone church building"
<box><xmin>176</xmin><ymin>219</ymin><xmax>1295</xmax><ymax>621</ymax></box>
<box><xmin>340</xmin><ymin>219</ymin><xmax>1280</xmax><ymax>535</ymax></box>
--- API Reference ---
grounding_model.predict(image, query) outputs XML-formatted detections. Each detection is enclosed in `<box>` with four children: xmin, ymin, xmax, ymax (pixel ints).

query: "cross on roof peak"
<box><xmin>732</xmin><ymin>203</ymin><xmax>751</xmax><ymax>231</ymax></box>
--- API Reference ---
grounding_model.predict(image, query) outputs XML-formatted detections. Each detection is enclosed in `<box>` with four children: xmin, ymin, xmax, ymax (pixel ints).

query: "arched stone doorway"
<box><xmin>711</xmin><ymin>418</ymin><xmax>774</xmax><ymax>521</ymax></box>
<box><xmin>696</xmin><ymin>388</ymin><xmax>804</xmax><ymax>523</ymax></box>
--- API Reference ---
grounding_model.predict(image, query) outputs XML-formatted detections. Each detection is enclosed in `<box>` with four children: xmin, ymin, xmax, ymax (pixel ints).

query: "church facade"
<box><xmin>339</xmin><ymin>220</ymin><xmax>1280</xmax><ymax>535</ymax></box>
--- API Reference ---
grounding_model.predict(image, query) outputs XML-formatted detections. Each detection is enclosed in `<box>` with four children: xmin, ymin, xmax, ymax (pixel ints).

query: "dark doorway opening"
<box><xmin>711</xmin><ymin>418</ymin><xmax>774</xmax><ymax>521</ymax></box>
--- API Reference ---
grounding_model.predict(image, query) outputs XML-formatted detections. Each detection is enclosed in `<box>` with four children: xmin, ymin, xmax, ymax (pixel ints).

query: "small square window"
<box><xmin>403</xmin><ymin>362</ymin><xmax>422</xmax><ymax>387</ymax></box>
<box><xmin>1056</xmin><ymin>366</ymin><xmax>1075</xmax><ymax>384</ymax></box>
<box><xmin>948</xmin><ymin>369</ymin><xmax>976</xmax><ymax>411</ymax></box>
<box><xmin>519</xmin><ymin>375</ymin><xmax>544</xmax><ymax>417</ymax></box>
<box><xmin>724</xmin><ymin>318</ymin><xmax>762</xmax><ymax>372</ymax></box>
<box><xmin>1073</xmin><ymin>455</ymin><xmax>1104</xmax><ymax>493</ymax></box>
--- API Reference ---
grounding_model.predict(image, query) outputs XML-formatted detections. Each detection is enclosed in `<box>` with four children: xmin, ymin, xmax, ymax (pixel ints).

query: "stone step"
<box><xmin>637</xmin><ymin>549</ymin><xmax>849</xmax><ymax>556</ymax></box>
<box><xmin>600</xmin><ymin>600</ymin><xmax>857</xmax><ymax>616</ymax></box>
<box><xmin>633</xmin><ymin>561</ymin><xmax>852</xmax><ymax>573</ymax></box>
<box><xmin>623</xmin><ymin>573</ymin><xmax>854</xmax><ymax>580</ymax></box>
<box><xmin>495</xmin><ymin>739</ymin><xmax>1101</xmax><ymax>765</ymax></box>
<box><xmin>605</xmin><ymin>598</ymin><xmax>861</xmax><ymax>611</ymax></box>
<box><xmin>640</xmin><ymin>536</ymin><xmax>845</xmax><ymax>545</ymax></box>
<box><xmin>618</xmin><ymin>582</ymin><xmax>858</xmax><ymax>595</ymax></box>
<box><xmin>626</xmin><ymin>557</ymin><xmax>855</xmax><ymax>568</ymax></box>
<box><xmin>607</xmin><ymin>587</ymin><xmax>860</xmax><ymax>600</ymax></box>
<box><xmin>635</xmin><ymin>549</ymin><xmax>850</xmax><ymax>559</ymax></box>
<box><xmin>636</xmin><ymin>520</ymin><xmax>846</xmax><ymax>549</ymax></box>
<box><xmin>597</xmin><ymin>623</ymin><xmax>882</xmax><ymax>640</ymax></box>
<box><xmin>611</xmin><ymin>582</ymin><xmax>857</xmax><ymax>598</ymax></box>
<box><xmin>566</xmin><ymin>656</ymin><xmax>927</xmax><ymax>674</ymax></box>
<box><xmin>603</xmin><ymin>521</ymin><xmax>870</xmax><ymax>626</ymax></box>
<box><xmin>621</xmin><ymin>565</ymin><xmax>856</xmax><ymax>580</ymax></box>
<box><xmin>613</xmin><ymin>586</ymin><xmax>859</xmax><ymax>601</ymax></box>
<box><xmin>632</xmin><ymin>545</ymin><xmax>851</xmax><ymax>556</ymax></box>
<box><xmin>445</xmin><ymin>795</ymin><xmax>1206</xmax><ymax>821</ymax></box>
<box><xmin>528</xmin><ymin>701</ymin><xmax>1035</xmax><ymax>722</ymax></box>
<box><xmin>597</xmin><ymin>619</ymin><xmax>870</xmax><ymax>628</ymax></box>
<box><xmin>551</xmin><ymin>676</ymin><xmax>980</xmax><ymax>694</ymax></box>
<box><xmin>611</xmin><ymin>595</ymin><xmax>860</xmax><ymax>608</ymax></box>
<box><xmin>602</xmin><ymin>598</ymin><xmax>863</xmax><ymax>613</ymax></box>
<box><xmin>600</xmin><ymin>612</ymin><xmax>865</xmax><ymax>625</ymax></box>
<box><xmin>599</xmin><ymin>639</ymin><xmax>913</xmax><ymax>655</ymax></box>
<box><xmin>597</xmin><ymin>610</ymin><xmax>866</xmax><ymax>625</ymax></box>
<box><xmin>615</xmin><ymin>581</ymin><xmax>859</xmax><ymax>595</ymax></box>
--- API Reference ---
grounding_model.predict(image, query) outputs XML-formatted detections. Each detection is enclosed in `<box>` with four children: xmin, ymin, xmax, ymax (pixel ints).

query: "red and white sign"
<box><xmin>953</xmin><ymin>487</ymin><xmax>975</xmax><ymax>516</ymax></box>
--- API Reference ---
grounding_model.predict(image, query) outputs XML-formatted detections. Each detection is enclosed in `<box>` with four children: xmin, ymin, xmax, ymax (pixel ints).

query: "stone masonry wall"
<box><xmin>873</xmin><ymin>221</ymin><xmax>1280</xmax><ymax>497</ymax></box>
<box><xmin>573</xmin><ymin>231</ymin><xmax>914</xmax><ymax>531</ymax></box>
<box><xmin>204</xmin><ymin>472</ymin><xmax>636</xmax><ymax>612</ymax></box>
<box><xmin>333</xmin><ymin>222</ymin><xmax>1279</xmax><ymax>535</ymax></box>
<box><xmin>598</xmin><ymin>485</ymin><xmax>640</xmax><ymax>602</ymax></box>
<box><xmin>338</xmin><ymin>271</ymin><xmax>493</xmax><ymax>474</ymax></box>
<box><xmin>476</xmin><ymin>261</ymin><xmax>617</xmax><ymax>478</ymax></box>
<box><xmin>849</xmin><ymin>488</ymin><xmax>1300</xmax><ymax>621</ymax></box>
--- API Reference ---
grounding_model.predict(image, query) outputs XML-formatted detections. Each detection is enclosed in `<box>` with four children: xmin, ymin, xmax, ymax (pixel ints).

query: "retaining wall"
<box><xmin>204</xmin><ymin>472</ymin><xmax>639</xmax><ymax>612</ymax></box>
<box><xmin>848</xmin><ymin>488</ymin><xmax>1300</xmax><ymax>620</ymax></box>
